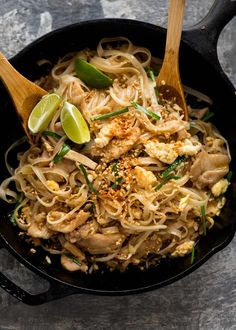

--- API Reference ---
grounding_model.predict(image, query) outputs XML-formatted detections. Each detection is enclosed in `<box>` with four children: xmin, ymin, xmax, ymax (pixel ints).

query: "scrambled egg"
<box><xmin>144</xmin><ymin>140</ymin><xmax>178</xmax><ymax>164</ymax></box>
<box><xmin>178</xmin><ymin>138</ymin><xmax>201</xmax><ymax>156</ymax></box>
<box><xmin>211</xmin><ymin>179</ymin><xmax>229</xmax><ymax>197</ymax></box>
<box><xmin>134</xmin><ymin>166</ymin><xmax>157</xmax><ymax>189</ymax></box>
<box><xmin>171</xmin><ymin>240</ymin><xmax>194</xmax><ymax>257</ymax></box>
<box><xmin>46</xmin><ymin>180</ymin><xmax>60</xmax><ymax>191</ymax></box>
<box><xmin>144</xmin><ymin>138</ymin><xmax>201</xmax><ymax>164</ymax></box>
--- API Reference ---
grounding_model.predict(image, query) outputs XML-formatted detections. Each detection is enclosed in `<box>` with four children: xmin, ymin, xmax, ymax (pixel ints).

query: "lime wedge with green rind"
<box><xmin>75</xmin><ymin>58</ymin><xmax>113</xmax><ymax>89</ymax></box>
<box><xmin>28</xmin><ymin>93</ymin><xmax>61</xmax><ymax>134</ymax></box>
<box><xmin>60</xmin><ymin>101</ymin><xmax>90</xmax><ymax>144</ymax></box>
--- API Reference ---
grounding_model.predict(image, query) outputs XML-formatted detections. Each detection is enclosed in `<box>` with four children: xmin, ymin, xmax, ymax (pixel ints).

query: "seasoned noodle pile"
<box><xmin>0</xmin><ymin>37</ymin><xmax>231</xmax><ymax>273</ymax></box>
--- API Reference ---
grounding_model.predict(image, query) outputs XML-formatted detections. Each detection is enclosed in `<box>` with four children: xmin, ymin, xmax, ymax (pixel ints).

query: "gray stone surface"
<box><xmin>0</xmin><ymin>0</ymin><xmax>236</xmax><ymax>329</ymax></box>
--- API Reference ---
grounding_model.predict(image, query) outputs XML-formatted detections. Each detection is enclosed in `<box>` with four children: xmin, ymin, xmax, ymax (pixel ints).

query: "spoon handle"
<box><xmin>0</xmin><ymin>52</ymin><xmax>46</xmax><ymax>137</ymax></box>
<box><xmin>165</xmin><ymin>0</ymin><xmax>185</xmax><ymax>65</ymax></box>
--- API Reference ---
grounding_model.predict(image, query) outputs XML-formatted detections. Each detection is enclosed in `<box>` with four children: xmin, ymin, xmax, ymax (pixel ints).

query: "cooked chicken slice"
<box><xmin>190</xmin><ymin>151</ymin><xmax>229</xmax><ymax>189</ymax></box>
<box><xmin>78</xmin><ymin>232</ymin><xmax>125</xmax><ymax>254</ymax></box>
<box><xmin>27</xmin><ymin>212</ymin><xmax>53</xmax><ymax>239</ymax></box>
<box><xmin>68</xmin><ymin>221</ymin><xmax>125</xmax><ymax>254</ymax></box>
<box><xmin>47</xmin><ymin>210</ymin><xmax>90</xmax><ymax>233</ymax></box>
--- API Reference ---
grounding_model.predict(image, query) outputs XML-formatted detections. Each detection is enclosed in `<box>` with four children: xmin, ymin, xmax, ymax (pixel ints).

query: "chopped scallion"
<box><xmin>201</xmin><ymin>205</ymin><xmax>207</xmax><ymax>236</ymax></box>
<box><xmin>92</xmin><ymin>107</ymin><xmax>129</xmax><ymax>121</ymax></box>
<box><xmin>53</xmin><ymin>143</ymin><xmax>71</xmax><ymax>164</ymax></box>
<box><xmin>111</xmin><ymin>177</ymin><xmax>123</xmax><ymax>189</ymax></box>
<box><xmin>131</xmin><ymin>101</ymin><xmax>160</xmax><ymax>120</ymax></box>
<box><xmin>202</xmin><ymin>111</ymin><xmax>214</xmax><ymax>122</ymax></box>
<box><xmin>79</xmin><ymin>164</ymin><xmax>97</xmax><ymax>194</ymax></box>
<box><xmin>42</xmin><ymin>131</ymin><xmax>62</xmax><ymax>139</ymax></box>
<box><xmin>112</xmin><ymin>160</ymin><xmax>119</xmax><ymax>176</ymax></box>
<box><xmin>63</xmin><ymin>253</ymin><xmax>81</xmax><ymax>266</ymax></box>
<box><xmin>161</xmin><ymin>156</ymin><xmax>186</xmax><ymax>178</ymax></box>
<box><xmin>149</xmin><ymin>70</ymin><xmax>155</xmax><ymax>82</ymax></box>
<box><xmin>227</xmin><ymin>170</ymin><xmax>233</xmax><ymax>182</ymax></box>
<box><xmin>155</xmin><ymin>175</ymin><xmax>180</xmax><ymax>191</ymax></box>
<box><xmin>191</xmin><ymin>246</ymin><xmax>195</xmax><ymax>264</ymax></box>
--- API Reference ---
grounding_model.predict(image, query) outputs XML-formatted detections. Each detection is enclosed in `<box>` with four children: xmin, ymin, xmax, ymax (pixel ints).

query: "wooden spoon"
<box><xmin>156</xmin><ymin>0</ymin><xmax>188</xmax><ymax>120</ymax></box>
<box><xmin>0</xmin><ymin>52</ymin><xmax>48</xmax><ymax>140</ymax></box>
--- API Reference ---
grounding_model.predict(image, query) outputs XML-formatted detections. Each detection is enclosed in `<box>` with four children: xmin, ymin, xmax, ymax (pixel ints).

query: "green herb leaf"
<box><xmin>111</xmin><ymin>177</ymin><xmax>124</xmax><ymax>189</ymax></box>
<box><xmin>201</xmin><ymin>205</ymin><xmax>207</xmax><ymax>236</ymax></box>
<box><xmin>64</xmin><ymin>253</ymin><xmax>81</xmax><ymax>266</ymax></box>
<box><xmin>155</xmin><ymin>175</ymin><xmax>180</xmax><ymax>191</ymax></box>
<box><xmin>202</xmin><ymin>111</ymin><xmax>214</xmax><ymax>122</ymax></box>
<box><xmin>42</xmin><ymin>131</ymin><xmax>62</xmax><ymax>139</ymax></box>
<box><xmin>112</xmin><ymin>160</ymin><xmax>119</xmax><ymax>176</ymax></box>
<box><xmin>53</xmin><ymin>143</ymin><xmax>71</xmax><ymax>164</ymax></box>
<box><xmin>92</xmin><ymin>107</ymin><xmax>129</xmax><ymax>121</ymax></box>
<box><xmin>131</xmin><ymin>101</ymin><xmax>160</xmax><ymax>120</ymax></box>
<box><xmin>191</xmin><ymin>246</ymin><xmax>195</xmax><ymax>264</ymax></box>
<box><xmin>227</xmin><ymin>170</ymin><xmax>233</xmax><ymax>182</ymax></box>
<box><xmin>79</xmin><ymin>164</ymin><xmax>97</xmax><ymax>194</ymax></box>
<box><xmin>161</xmin><ymin>156</ymin><xmax>186</xmax><ymax>178</ymax></box>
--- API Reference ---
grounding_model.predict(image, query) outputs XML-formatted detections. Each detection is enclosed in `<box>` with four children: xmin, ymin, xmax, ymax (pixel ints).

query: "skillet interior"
<box><xmin>0</xmin><ymin>19</ymin><xmax>236</xmax><ymax>294</ymax></box>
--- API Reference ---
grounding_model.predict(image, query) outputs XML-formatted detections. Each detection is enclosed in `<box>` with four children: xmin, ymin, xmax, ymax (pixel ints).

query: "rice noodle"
<box><xmin>0</xmin><ymin>37</ymin><xmax>230</xmax><ymax>274</ymax></box>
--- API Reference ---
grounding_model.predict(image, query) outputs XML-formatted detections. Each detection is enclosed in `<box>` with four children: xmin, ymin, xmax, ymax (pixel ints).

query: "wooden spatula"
<box><xmin>0</xmin><ymin>52</ymin><xmax>48</xmax><ymax>140</ymax></box>
<box><xmin>156</xmin><ymin>0</ymin><xmax>188</xmax><ymax>120</ymax></box>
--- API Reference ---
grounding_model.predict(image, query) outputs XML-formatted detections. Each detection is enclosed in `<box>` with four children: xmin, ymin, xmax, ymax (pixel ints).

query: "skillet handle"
<box><xmin>190</xmin><ymin>0</ymin><xmax>236</xmax><ymax>46</ymax></box>
<box><xmin>183</xmin><ymin>0</ymin><xmax>236</xmax><ymax>65</ymax></box>
<box><xmin>0</xmin><ymin>241</ymin><xmax>80</xmax><ymax>305</ymax></box>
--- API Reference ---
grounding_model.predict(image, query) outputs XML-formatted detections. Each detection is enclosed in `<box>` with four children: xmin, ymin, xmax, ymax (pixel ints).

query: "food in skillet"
<box><xmin>0</xmin><ymin>37</ymin><xmax>231</xmax><ymax>273</ymax></box>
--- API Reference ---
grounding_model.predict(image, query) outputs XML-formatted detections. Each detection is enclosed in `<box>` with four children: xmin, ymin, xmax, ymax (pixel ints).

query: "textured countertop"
<box><xmin>0</xmin><ymin>1</ymin><xmax>236</xmax><ymax>329</ymax></box>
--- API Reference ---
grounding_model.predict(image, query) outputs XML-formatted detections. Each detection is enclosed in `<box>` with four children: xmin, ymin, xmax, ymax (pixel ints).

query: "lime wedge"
<box><xmin>28</xmin><ymin>93</ymin><xmax>61</xmax><ymax>134</ymax></box>
<box><xmin>75</xmin><ymin>58</ymin><xmax>113</xmax><ymax>89</ymax></box>
<box><xmin>60</xmin><ymin>101</ymin><xmax>90</xmax><ymax>144</ymax></box>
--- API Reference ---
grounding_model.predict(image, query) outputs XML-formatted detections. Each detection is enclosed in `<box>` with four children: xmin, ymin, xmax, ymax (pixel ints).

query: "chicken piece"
<box><xmin>211</xmin><ymin>178</ymin><xmax>229</xmax><ymax>197</ymax></box>
<box><xmin>103</xmin><ymin>127</ymin><xmax>140</xmax><ymax>161</ymax></box>
<box><xmin>78</xmin><ymin>232</ymin><xmax>125</xmax><ymax>254</ymax></box>
<box><xmin>171</xmin><ymin>240</ymin><xmax>194</xmax><ymax>257</ymax></box>
<box><xmin>27</xmin><ymin>212</ymin><xmax>53</xmax><ymax>239</ymax></box>
<box><xmin>61</xmin><ymin>254</ymin><xmax>88</xmax><ymax>273</ymax></box>
<box><xmin>144</xmin><ymin>139</ymin><xmax>178</xmax><ymax>164</ymax></box>
<box><xmin>134</xmin><ymin>166</ymin><xmax>157</xmax><ymax>189</ymax></box>
<box><xmin>190</xmin><ymin>151</ymin><xmax>229</xmax><ymax>189</ymax></box>
<box><xmin>47</xmin><ymin>210</ymin><xmax>90</xmax><ymax>233</ymax></box>
<box><xmin>66</xmin><ymin>221</ymin><xmax>99</xmax><ymax>243</ymax></box>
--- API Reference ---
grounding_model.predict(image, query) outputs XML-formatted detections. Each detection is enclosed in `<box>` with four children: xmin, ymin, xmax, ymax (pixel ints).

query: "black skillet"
<box><xmin>0</xmin><ymin>0</ymin><xmax>236</xmax><ymax>305</ymax></box>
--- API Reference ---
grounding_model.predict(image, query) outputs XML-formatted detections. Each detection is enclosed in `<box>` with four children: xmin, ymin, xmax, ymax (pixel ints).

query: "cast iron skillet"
<box><xmin>0</xmin><ymin>0</ymin><xmax>236</xmax><ymax>305</ymax></box>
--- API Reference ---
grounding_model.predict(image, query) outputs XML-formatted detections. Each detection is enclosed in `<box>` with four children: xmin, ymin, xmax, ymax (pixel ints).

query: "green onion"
<box><xmin>191</xmin><ymin>246</ymin><xmax>195</xmax><ymax>264</ymax></box>
<box><xmin>161</xmin><ymin>156</ymin><xmax>186</xmax><ymax>178</ymax></box>
<box><xmin>42</xmin><ymin>131</ymin><xmax>62</xmax><ymax>139</ymax></box>
<box><xmin>131</xmin><ymin>101</ymin><xmax>160</xmax><ymax>120</ymax></box>
<box><xmin>155</xmin><ymin>175</ymin><xmax>180</xmax><ymax>191</ymax></box>
<box><xmin>112</xmin><ymin>160</ymin><xmax>119</xmax><ymax>176</ymax></box>
<box><xmin>79</xmin><ymin>164</ymin><xmax>97</xmax><ymax>194</ymax></box>
<box><xmin>202</xmin><ymin>111</ymin><xmax>214</xmax><ymax>122</ymax></box>
<box><xmin>53</xmin><ymin>143</ymin><xmax>71</xmax><ymax>164</ymax></box>
<box><xmin>111</xmin><ymin>177</ymin><xmax>123</xmax><ymax>189</ymax></box>
<box><xmin>63</xmin><ymin>253</ymin><xmax>81</xmax><ymax>266</ymax></box>
<box><xmin>227</xmin><ymin>171</ymin><xmax>233</xmax><ymax>182</ymax></box>
<box><xmin>201</xmin><ymin>205</ymin><xmax>207</xmax><ymax>236</ymax></box>
<box><xmin>149</xmin><ymin>69</ymin><xmax>155</xmax><ymax>82</ymax></box>
<box><xmin>92</xmin><ymin>107</ymin><xmax>129</xmax><ymax>121</ymax></box>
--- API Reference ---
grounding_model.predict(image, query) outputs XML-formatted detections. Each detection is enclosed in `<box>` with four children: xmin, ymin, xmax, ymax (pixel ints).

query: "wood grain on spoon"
<box><xmin>0</xmin><ymin>52</ymin><xmax>47</xmax><ymax>139</ymax></box>
<box><xmin>156</xmin><ymin>0</ymin><xmax>188</xmax><ymax>120</ymax></box>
